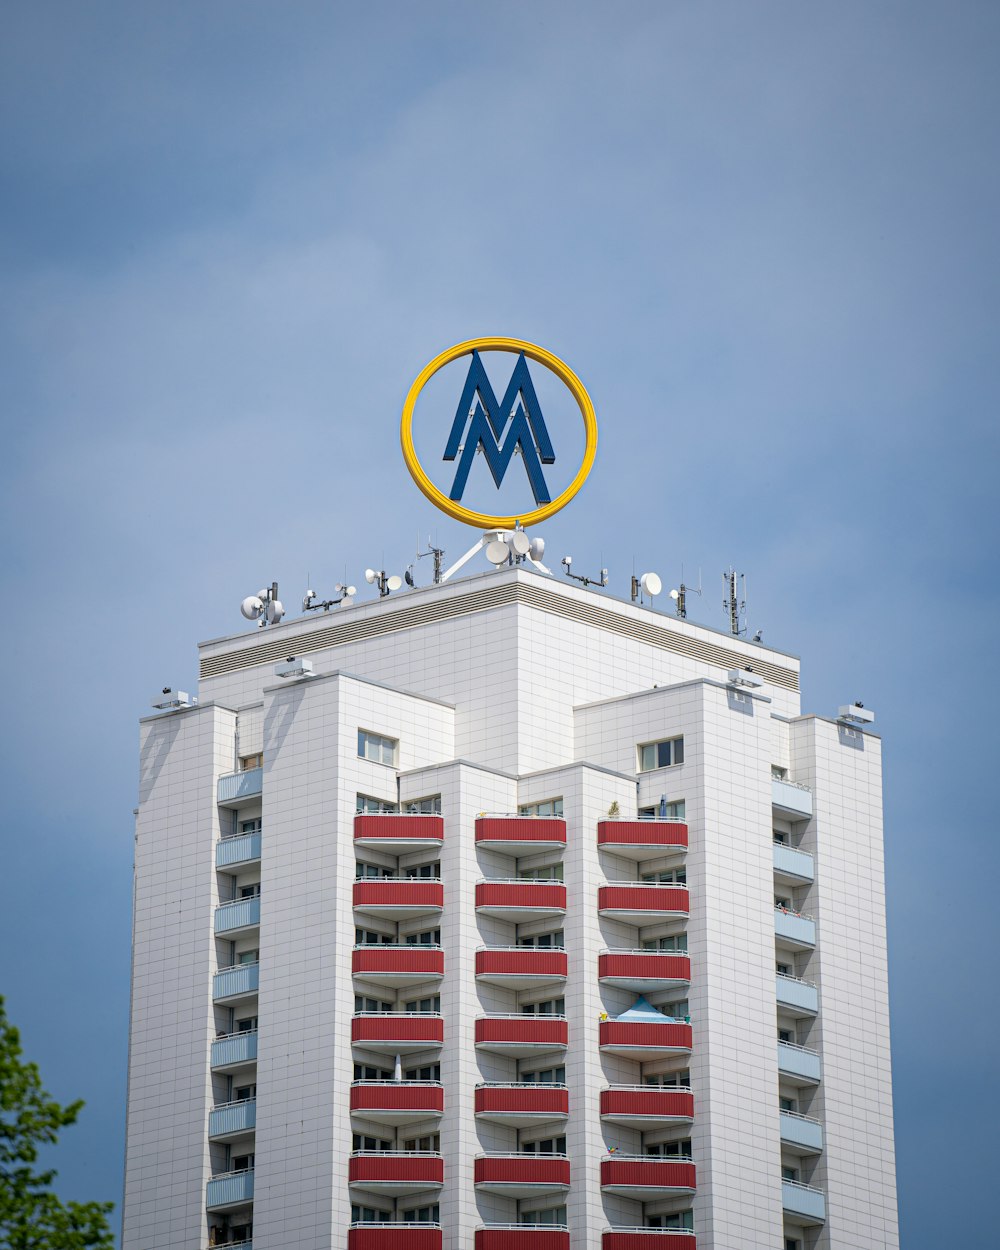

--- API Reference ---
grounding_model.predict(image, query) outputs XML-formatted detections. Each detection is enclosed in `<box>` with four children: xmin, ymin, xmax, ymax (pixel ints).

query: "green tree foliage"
<box><xmin>0</xmin><ymin>997</ymin><xmax>114</xmax><ymax>1249</ymax></box>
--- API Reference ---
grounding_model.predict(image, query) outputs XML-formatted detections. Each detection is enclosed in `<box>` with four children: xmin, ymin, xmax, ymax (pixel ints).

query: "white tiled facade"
<box><xmin>123</xmin><ymin>567</ymin><xmax>898</xmax><ymax>1250</ymax></box>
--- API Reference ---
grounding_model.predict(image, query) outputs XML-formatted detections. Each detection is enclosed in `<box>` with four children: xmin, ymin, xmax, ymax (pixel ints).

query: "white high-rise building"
<box><xmin>123</xmin><ymin>566</ymin><xmax>898</xmax><ymax>1250</ymax></box>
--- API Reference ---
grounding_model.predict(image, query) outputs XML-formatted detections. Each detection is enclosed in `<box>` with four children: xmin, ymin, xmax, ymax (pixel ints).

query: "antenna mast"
<box><xmin>723</xmin><ymin>568</ymin><xmax>747</xmax><ymax>637</ymax></box>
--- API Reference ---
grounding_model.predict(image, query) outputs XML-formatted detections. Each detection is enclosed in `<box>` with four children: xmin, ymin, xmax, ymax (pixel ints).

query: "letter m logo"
<box><xmin>443</xmin><ymin>351</ymin><xmax>555</xmax><ymax>505</ymax></box>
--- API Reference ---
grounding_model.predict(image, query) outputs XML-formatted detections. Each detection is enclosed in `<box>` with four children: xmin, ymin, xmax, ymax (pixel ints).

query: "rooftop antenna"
<box><xmin>415</xmin><ymin>537</ymin><xmax>446</xmax><ymax>585</ymax></box>
<box><xmin>723</xmin><ymin>568</ymin><xmax>747</xmax><ymax>636</ymax></box>
<box><xmin>561</xmin><ymin>555</ymin><xmax>609</xmax><ymax>589</ymax></box>
<box><xmin>365</xmin><ymin>568</ymin><xmax>403</xmax><ymax>598</ymax></box>
<box><xmin>438</xmin><ymin>526</ymin><xmax>551</xmax><ymax>582</ymax></box>
<box><xmin>302</xmin><ymin>580</ymin><xmax>358</xmax><ymax>612</ymax></box>
<box><xmin>240</xmin><ymin>581</ymin><xmax>284</xmax><ymax>628</ymax></box>
<box><xmin>669</xmin><ymin>568</ymin><xmax>702</xmax><ymax>620</ymax></box>
<box><xmin>630</xmin><ymin>571</ymin><xmax>662</xmax><ymax>605</ymax></box>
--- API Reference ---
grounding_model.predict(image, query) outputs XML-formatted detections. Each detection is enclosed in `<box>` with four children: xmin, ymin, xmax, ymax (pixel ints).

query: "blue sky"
<box><xmin>1</xmin><ymin>2</ymin><xmax>997</xmax><ymax>1244</ymax></box>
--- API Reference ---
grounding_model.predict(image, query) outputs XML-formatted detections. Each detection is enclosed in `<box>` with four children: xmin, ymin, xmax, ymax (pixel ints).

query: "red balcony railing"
<box><xmin>354</xmin><ymin>814</ymin><xmax>444</xmax><ymax>850</ymax></box>
<box><xmin>475</xmin><ymin>948</ymin><xmax>567</xmax><ymax>986</ymax></box>
<box><xmin>348</xmin><ymin>1152</ymin><xmax>443</xmax><ymax>1188</ymax></box>
<box><xmin>598</xmin><ymin>884</ymin><xmax>689</xmax><ymax>919</ymax></box>
<box><xmin>348</xmin><ymin>1226</ymin><xmax>441</xmax><ymax>1250</ymax></box>
<box><xmin>476</xmin><ymin>817</ymin><xmax>566</xmax><ymax>853</ymax></box>
<box><xmin>599</xmin><ymin>1019</ymin><xmax>692</xmax><ymax>1057</ymax></box>
<box><xmin>475</xmin><ymin>1015</ymin><xmax>568</xmax><ymax>1054</ymax></box>
<box><xmin>474</xmin><ymin>1154</ymin><xmax>571</xmax><ymax>1193</ymax></box>
<box><xmin>597</xmin><ymin>820</ymin><xmax>688</xmax><ymax>858</ymax></box>
<box><xmin>475</xmin><ymin>1083</ymin><xmax>568</xmax><ymax>1123</ymax></box>
<box><xmin>349</xmin><ymin>1081</ymin><xmax>444</xmax><ymax>1120</ymax></box>
<box><xmin>351</xmin><ymin>1013</ymin><xmax>444</xmax><ymax>1051</ymax></box>
<box><xmin>353</xmin><ymin>879</ymin><xmax>444</xmax><ymax>918</ymax></box>
<box><xmin>600</xmin><ymin>1157</ymin><xmax>696</xmax><ymax>1194</ymax></box>
<box><xmin>477</xmin><ymin>1228</ymin><xmax>570</xmax><ymax>1250</ymax></box>
<box><xmin>352</xmin><ymin>946</ymin><xmax>444</xmax><ymax>982</ymax></box>
<box><xmin>475</xmin><ymin>881</ymin><xmax>566</xmax><ymax>917</ymax></box>
<box><xmin>600</xmin><ymin>1086</ymin><xmax>694</xmax><ymax>1125</ymax></box>
<box><xmin>598</xmin><ymin>951</ymin><xmax>691</xmax><ymax>988</ymax></box>
<box><xmin>602</xmin><ymin>1232</ymin><xmax>696</xmax><ymax>1250</ymax></box>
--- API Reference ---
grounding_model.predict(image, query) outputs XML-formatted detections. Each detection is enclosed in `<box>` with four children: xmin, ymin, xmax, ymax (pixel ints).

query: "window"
<box><xmin>231</xmin><ymin>1152</ymin><xmax>254</xmax><ymax>1171</ymax></box>
<box><xmin>772</xmin><ymin>765</ymin><xmax>788</xmax><ymax>780</ymax></box>
<box><xmin>776</xmin><ymin>960</ymin><xmax>792</xmax><ymax>975</ymax></box>
<box><xmin>356</xmin><ymin>928</ymin><xmax>393</xmax><ymax>945</ymax></box>
<box><xmin>353</xmin><ymin>1133</ymin><xmax>391</xmax><ymax>1151</ymax></box>
<box><xmin>522</xmin><ymin>1136</ymin><xmax>565</xmax><ymax>1154</ymax></box>
<box><xmin>356</xmin><ymin>862</ymin><xmax>393</xmax><ymax>879</ymax></box>
<box><xmin>782</xmin><ymin>1165</ymin><xmax>799</xmax><ymax>1182</ymax></box>
<box><xmin>404</xmin><ymin>996</ymin><xmax>440</xmax><ymax>1013</ymax></box>
<box><xmin>780</xmin><ymin>1096</ymin><xmax>797</xmax><ymax>1113</ymax></box>
<box><xmin>405</xmin><ymin>928</ymin><xmax>441</xmax><ymax>945</ymax></box>
<box><xmin>403</xmin><ymin>1133</ymin><xmax>439</xmax><ymax>1151</ymax></box>
<box><xmin>358</xmin><ymin>730</ymin><xmax>397</xmax><ymax>767</ymax></box>
<box><xmin>521</xmin><ymin>1065</ymin><xmax>565</xmax><ymax>1084</ymax></box>
<box><xmin>643</xmin><ymin>1069</ymin><xmax>690</xmax><ymax>1088</ymax></box>
<box><xmin>773</xmin><ymin>830</ymin><xmax>788</xmax><ymax>845</ymax></box>
<box><xmin>638</xmin><ymin>737</ymin><xmax>684</xmax><ymax>772</ymax></box>
<box><xmin>641</xmin><ymin>867</ymin><xmax>686</xmax><ymax>884</ymax></box>
<box><xmin>645</xmin><ymin>1138</ymin><xmax>691</xmax><ymax>1158</ymax></box>
<box><xmin>354</xmin><ymin>1064</ymin><xmax>391</xmax><ymax>1080</ymax></box>
<box><xmin>238</xmin><ymin>883</ymin><xmax>261</xmax><ymax>898</ymax></box>
<box><xmin>404</xmin><ymin>795</ymin><xmax>442</xmax><ymax>814</ymax></box>
<box><xmin>239</xmin><ymin>818</ymin><xmax>262</xmax><ymax>835</ymax></box>
<box><xmin>785</xmin><ymin>1240</ymin><xmax>802</xmax><ymax>1250</ymax></box>
<box><xmin>518</xmin><ymin>797</ymin><xmax>564</xmax><ymax>817</ymax></box>
<box><xmin>520</xmin><ymin>1207</ymin><xmax>566</xmax><ymax>1226</ymax></box>
<box><xmin>236</xmin><ymin>1015</ymin><xmax>257</xmax><ymax>1032</ymax></box>
<box><xmin>639</xmin><ymin>799</ymin><xmax>686</xmax><ymax>820</ymax></box>
<box><xmin>401</xmin><ymin>1205</ymin><xmax>439</xmax><ymax>1223</ymax></box>
<box><xmin>234</xmin><ymin>1083</ymin><xmax>256</xmax><ymax>1101</ymax></box>
<box><xmin>352</xmin><ymin>1206</ymin><xmax>391</xmax><ymax>1224</ymax></box>
<box><xmin>355</xmin><ymin>996</ymin><xmax>393</xmax><ymax>1013</ymax></box>
<box><xmin>237</xmin><ymin>948</ymin><xmax>259</xmax><ymax>965</ymax></box>
<box><xmin>517</xmin><ymin>864</ymin><xmax>563</xmax><ymax>880</ymax></box>
<box><xmin>356</xmin><ymin>794</ymin><xmax>399</xmax><ymax>814</ymax></box>
<box><xmin>648</xmin><ymin>1211</ymin><xmax>693</xmax><ymax>1230</ymax></box>
<box><xmin>778</xmin><ymin>1028</ymin><xmax>795</xmax><ymax>1044</ymax></box>
<box><xmin>521</xmin><ymin>997</ymin><xmax>564</xmax><ymax>1015</ymax></box>
<box><xmin>518</xmin><ymin>930</ymin><xmax>564</xmax><ymax>948</ymax></box>
<box><xmin>404</xmin><ymin>862</ymin><xmax>440</xmax><ymax>878</ymax></box>
<box><xmin>239</xmin><ymin>754</ymin><xmax>262</xmax><ymax>771</ymax></box>
<box><xmin>659</xmin><ymin>999</ymin><xmax>689</xmax><ymax>1019</ymax></box>
<box><xmin>405</xmin><ymin>1063</ymin><xmax>440</xmax><ymax>1081</ymax></box>
<box><xmin>641</xmin><ymin>933</ymin><xmax>688</xmax><ymax>951</ymax></box>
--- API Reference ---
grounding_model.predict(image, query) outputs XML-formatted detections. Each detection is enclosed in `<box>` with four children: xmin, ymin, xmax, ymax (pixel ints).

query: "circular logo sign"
<box><xmin>400</xmin><ymin>336</ymin><xmax>598</xmax><ymax>528</ymax></box>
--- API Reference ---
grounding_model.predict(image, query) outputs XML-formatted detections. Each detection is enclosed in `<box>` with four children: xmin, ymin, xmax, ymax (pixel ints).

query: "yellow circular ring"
<box><xmin>400</xmin><ymin>336</ymin><xmax>598</xmax><ymax>528</ymax></box>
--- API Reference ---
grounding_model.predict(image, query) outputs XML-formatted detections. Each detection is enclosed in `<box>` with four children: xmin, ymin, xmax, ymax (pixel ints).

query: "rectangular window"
<box><xmin>356</xmin><ymin>794</ymin><xmax>399</xmax><ymax>814</ymax></box>
<box><xmin>236</xmin><ymin>1015</ymin><xmax>257</xmax><ymax>1032</ymax></box>
<box><xmin>352</xmin><ymin>1206</ymin><xmax>391</xmax><ymax>1224</ymax></box>
<box><xmin>355</xmin><ymin>928</ymin><xmax>394</xmax><ymax>945</ymax></box>
<box><xmin>403</xmin><ymin>1133</ymin><xmax>440</xmax><ymax>1151</ymax></box>
<box><xmin>782</xmin><ymin>1165</ymin><xmax>799</xmax><ymax>1182</ymax></box>
<box><xmin>639</xmin><ymin>799</ymin><xmax>686</xmax><ymax>820</ymax></box>
<box><xmin>352</xmin><ymin>1133</ymin><xmax>392</xmax><ymax>1152</ymax></box>
<box><xmin>522</xmin><ymin>1136</ymin><xmax>566</xmax><ymax>1154</ymax></box>
<box><xmin>404</xmin><ymin>996</ymin><xmax>440</xmax><ymax>1013</ymax></box>
<box><xmin>659</xmin><ymin>999</ymin><xmax>689</xmax><ymax>1019</ymax></box>
<box><xmin>641</xmin><ymin>933</ymin><xmax>688</xmax><ymax>951</ymax></box>
<box><xmin>641</xmin><ymin>867</ymin><xmax>686</xmax><ymax>884</ymax></box>
<box><xmin>404</xmin><ymin>1063</ymin><xmax>440</xmax><ymax>1081</ymax></box>
<box><xmin>354</xmin><ymin>1064</ymin><xmax>391</xmax><ymax>1080</ymax></box>
<box><xmin>638</xmin><ymin>737</ymin><xmax>684</xmax><ymax>772</ymax></box>
<box><xmin>239</xmin><ymin>817</ymin><xmax>262</xmax><ymax>834</ymax></box>
<box><xmin>355</xmin><ymin>862</ymin><xmax>393</xmax><ymax>879</ymax></box>
<box><xmin>778</xmin><ymin>1028</ymin><xmax>795</xmax><ymax>1043</ymax></box>
<box><xmin>518</xmin><ymin>930</ymin><xmax>564</xmax><ymax>948</ymax></box>
<box><xmin>518</xmin><ymin>797</ymin><xmax>564</xmax><ymax>817</ymax></box>
<box><xmin>520</xmin><ymin>1207</ymin><xmax>566</xmax><ymax>1226</ymax></box>
<box><xmin>404</xmin><ymin>862</ymin><xmax>440</xmax><ymax>878</ymax></box>
<box><xmin>645</xmin><ymin>1138</ymin><xmax>691</xmax><ymax>1158</ymax></box>
<box><xmin>358</xmin><ymin>730</ymin><xmax>397</xmax><ymax>767</ymax></box>
<box><xmin>404</xmin><ymin>795</ymin><xmax>442</xmax><ymax>814</ymax></box>
<box><xmin>354</xmin><ymin>996</ymin><xmax>393</xmax><ymax>1013</ymax></box>
<box><xmin>236</xmin><ymin>948</ymin><xmax>259</xmax><ymax>965</ymax></box>
<box><xmin>520</xmin><ymin>1065</ymin><xmax>565</xmax><ymax>1084</ymax></box>
<box><xmin>238</xmin><ymin>883</ymin><xmax>261</xmax><ymax>899</ymax></box>
<box><xmin>234</xmin><ymin>1083</ymin><xmax>256</xmax><ymax>1101</ymax></box>
<box><xmin>405</xmin><ymin>928</ymin><xmax>441</xmax><ymax>945</ymax></box>
<box><xmin>231</xmin><ymin>1152</ymin><xmax>255</xmax><ymax>1171</ymax></box>
<box><xmin>648</xmin><ymin>1211</ymin><xmax>693</xmax><ymax>1230</ymax></box>
<box><xmin>780</xmin><ymin>1096</ymin><xmax>797</xmax><ymax>1112</ymax></box>
<box><xmin>776</xmin><ymin>960</ymin><xmax>792</xmax><ymax>975</ymax></box>
<box><xmin>239</xmin><ymin>754</ymin><xmax>263</xmax><ymax>771</ymax></box>
<box><xmin>517</xmin><ymin>863</ymin><xmax>564</xmax><ymax>880</ymax></box>
<box><xmin>643</xmin><ymin>1069</ymin><xmax>690</xmax><ymax>1087</ymax></box>
<box><xmin>401</xmin><ymin>1205</ymin><xmax>439</xmax><ymax>1223</ymax></box>
<box><xmin>521</xmin><ymin>997</ymin><xmax>565</xmax><ymax>1015</ymax></box>
<box><xmin>772</xmin><ymin>765</ymin><xmax>788</xmax><ymax>780</ymax></box>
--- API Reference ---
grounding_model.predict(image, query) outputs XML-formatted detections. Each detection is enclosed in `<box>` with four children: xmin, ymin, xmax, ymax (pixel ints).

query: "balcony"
<box><xmin>602</xmin><ymin>1232</ymin><xmax>696</xmax><ymax>1250</ymax></box>
<box><xmin>476</xmin><ymin>1228</ymin><xmax>569</xmax><ymax>1250</ymax></box>
<box><xmin>475</xmin><ymin>947</ymin><xmax>567</xmax><ymax>990</ymax></box>
<box><xmin>354</xmin><ymin>814</ymin><xmax>444</xmax><ymax>854</ymax></box>
<box><xmin>777</xmin><ymin>1041</ymin><xmax>821</xmax><ymax>1085</ymax></box>
<box><xmin>476</xmin><ymin>816</ymin><xmax>566</xmax><ymax>856</ymax></box>
<box><xmin>771</xmin><ymin>778</ymin><xmax>812</xmax><ymax>820</ymax></box>
<box><xmin>598</xmin><ymin>820</ymin><xmax>688</xmax><ymax>861</ymax></box>
<box><xmin>350</xmin><ymin>1080</ymin><xmax>444</xmax><ymax>1124</ymax></box>
<box><xmin>351</xmin><ymin>1012</ymin><xmax>444</xmax><ymax>1054</ymax></box>
<box><xmin>601</xmin><ymin>1156</ymin><xmax>695</xmax><ymax>1197</ymax></box>
<box><xmin>780</xmin><ymin>1110</ymin><xmax>824</xmax><ymax>1155</ymax></box>
<box><xmin>213</xmin><ymin>963</ymin><xmax>259</xmax><ymax>1004</ymax></box>
<box><xmin>600</xmin><ymin>1086</ymin><xmax>693</xmax><ymax>1129</ymax></box>
<box><xmin>206</xmin><ymin>1168</ymin><xmax>254</xmax><ymax>1211</ymax></box>
<box><xmin>598</xmin><ymin>951</ymin><xmax>690</xmax><ymax>993</ymax></box>
<box><xmin>475</xmin><ymin>881</ymin><xmax>566</xmax><ymax>923</ymax></box>
<box><xmin>214</xmin><ymin>897</ymin><xmax>260</xmax><ymax>936</ymax></box>
<box><xmin>782</xmin><ymin>1179</ymin><xmax>826</xmax><ymax>1225</ymax></box>
<box><xmin>217</xmin><ymin>768</ymin><xmax>263</xmax><ymax>808</ymax></box>
<box><xmin>347</xmin><ymin>1225</ymin><xmax>441</xmax><ymax>1250</ymax></box>
<box><xmin>353</xmin><ymin>879</ymin><xmax>444</xmax><ymax>921</ymax></box>
<box><xmin>208</xmin><ymin>1098</ymin><xmax>256</xmax><ymax>1141</ymax></box>
<box><xmin>475</xmin><ymin>1015</ymin><xmax>568</xmax><ymax>1058</ymax></box>
<box><xmin>599</xmin><ymin>1019</ymin><xmax>692</xmax><ymax>1060</ymax></box>
<box><xmin>474</xmin><ymin>1153</ymin><xmax>570</xmax><ymax>1198</ymax></box>
<box><xmin>348</xmin><ymin>1151</ymin><xmax>443</xmax><ymax>1196</ymax></box>
<box><xmin>598</xmin><ymin>884</ymin><xmax>688</xmax><ymax>923</ymax></box>
<box><xmin>474</xmin><ymin>1083</ymin><xmax>569</xmax><ymax>1127</ymax></box>
<box><xmin>773</xmin><ymin>841</ymin><xmax>814</xmax><ymax>884</ymax></box>
<box><xmin>217</xmin><ymin>831</ymin><xmax>262</xmax><ymax>868</ymax></box>
<box><xmin>210</xmin><ymin>1030</ymin><xmax>257</xmax><ymax>1072</ymax></box>
<box><xmin>353</xmin><ymin>946</ymin><xmax>444</xmax><ymax>987</ymax></box>
<box><xmin>774</xmin><ymin>908</ymin><xmax>816</xmax><ymax>950</ymax></box>
<box><xmin>775</xmin><ymin>974</ymin><xmax>818</xmax><ymax>1016</ymax></box>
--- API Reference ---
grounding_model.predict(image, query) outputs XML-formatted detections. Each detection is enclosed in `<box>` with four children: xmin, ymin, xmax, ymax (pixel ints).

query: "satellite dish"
<box><xmin>344</xmin><ymin>585</ymin><xmax>357</xmax><ymax>597</ymax></box>
<box><xmin>257</xmin><ymin>589</ymin><xmax>269</xmax><ymax>601</ymax></box>
<box><xmin>364</xmin><ymin>569</ymin><xmax>377</xmax><ymax>585</ymax></box>
<box><xmin>509</xmin><ymin>531</ymin><xmax>531</xmax><ymax>556</ymax></box>
<box><xmin>669</xmin><ymin>588</ymin><xmax>679</xmax><ymax>601</ymax></box>
<box><xmin>241</xmin><ymin>595</ymin><xmax>264</xmax><ymax>621</ymax></box>
<box><xmin>386</xmin><ymin>575</ymin><xmax>403</xmax><ymax>592</ymax></box>
<box><xmin>404</xmin><ymin>569</ymin><xmax>415</xmax><ymax>587</ymax></box>
<box><xmin>341</xmin><ymin>595</ymin><xmax>354</xmax><ymax>607</ymax></box>
<box><xmin>529</xmin><ymin>537</ymin><xmax>545</xmax><ymax>561</ymax></box>
<box><xmin>266</xmin><ymin>599</ymin><xmax>285</xmax><ymax>624</ymax></box>
<box><xmin>641</xmin><ymin>572</ymin><xmax>662</xmax><ymax>597</ymax></box>
<box><xmin>485</xmin><ymin>540</ymin><xmax>509</xmax><ymax>566</ymax></box>
<box><xmin>302</xmin><ymin>590</ymin><xmax>316</xmax><ymax>611</ymax></box>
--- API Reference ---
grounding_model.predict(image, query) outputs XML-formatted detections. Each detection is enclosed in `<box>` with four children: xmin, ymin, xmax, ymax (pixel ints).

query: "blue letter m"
<box><xmin>443</xmin><ymin>351</ymin><xmax>556</xmax><ymax>505</ymax></box>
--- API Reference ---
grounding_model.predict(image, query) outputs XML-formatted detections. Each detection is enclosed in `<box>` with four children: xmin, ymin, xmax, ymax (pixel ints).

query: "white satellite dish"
<box><xmin>344</xmin><ymin>585</ymin><xmax>357</xmax><ymax>597</ymax></box>
<box><xmin>257</xmin><ymin>588</ymin><xmax>269</xmax><ymax>601</ymax></box>
<box><xmin>641</xmin><ymin>572</ymin><xmax>662</xmax><ymax>597</ymax></box>
<box><xmin>241</xmin><ymin>595</ymin><xmax>264</xmax><ymax>621</ymax></box>
<box><xmin>669</xmin><ymin>588</ymin><xmax>679</xmax><ymax>601</ymax></box>
<box><xmin>529</xmin><ymin>536</ymin><xmax>545</xmax><ymax>561</ymax></box>
<box><xmin>364</xmin><ymin>569</ymin><xmax>377</xmax><ymax>585</ymax></box>
<box><xmin>485</xmin><ymin>540</ymin><xmax>510</xmax><ymax>566</ymax></box>
<box><xmin>387</xmin><ymin>575</ymin><xmax>403</xmax><ymax>592</ymax></box>
<box><xmin>509</xmin><ymin>531</ymin><xmax>531</xmax><ymax>556</ymax></box>
<box><xmin>265</xmin><ymin>598</ymin><xmax>285</xmax><ymax>624</ymax></box>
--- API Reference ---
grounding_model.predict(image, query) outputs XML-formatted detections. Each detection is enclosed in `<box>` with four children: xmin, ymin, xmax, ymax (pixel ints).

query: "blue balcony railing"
<box><xmin>213</xmin><ymin>963</ymin><xmax>259</xmax><ymax>1002</ymax></box>
<box><xmin>209</xmin><ymin>1098</ymin><xmax>257</xmax><ymax>1139</ymax></box>
<box><xmin>215</xmin><ymin>897</ymin><xmax>261</xmax><ymax>935</ymax></box>
<box><xmin>211</xmin><ymin>1031</ymin><xmax>258</xmax><ymax>1070</ymax></box>
<box><xmin>218</xmin><ymin>768</ymin><xmax>263</xmax><ymax>805</ymax></box>
<box><xmin>217</xmin><ymin>832</ymin><xmax>262</xmax><ymax>868</ymax></box>
<box><xmin>206</xmin><ymin>1168</ymin><xmax>254</xmax><ymax>1210</ymax></box>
